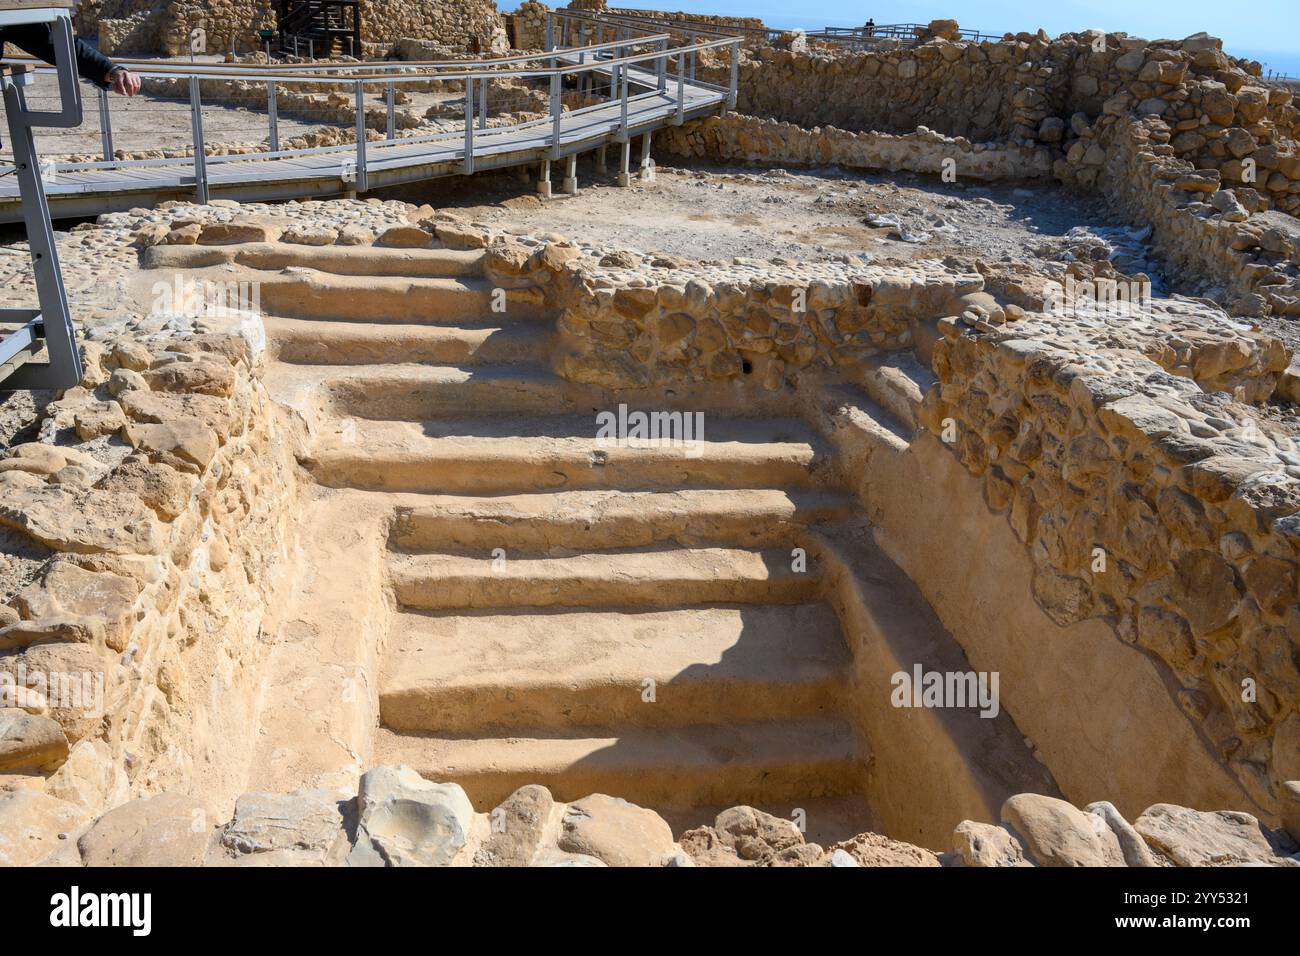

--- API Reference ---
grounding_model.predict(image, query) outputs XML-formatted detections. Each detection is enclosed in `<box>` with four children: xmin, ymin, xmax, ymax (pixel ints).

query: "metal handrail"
<box><xmin>0</xmin><ymin>6</ymin><xmax>83</xmax><ymax>387</ymax></box>
<box><xmin>0</xmin><ymin>35</ymin><xmax>672</xmax><ymax>80</ymax></box>
<box><xmin>3</xmin><ymin>40</ymin><xmax>733</xmax><ymax>85</ymax></box>
<box><xmin>815</xmin><ymin>23</ymin><xmax>1006</xmax><ymax>43</ymax></box>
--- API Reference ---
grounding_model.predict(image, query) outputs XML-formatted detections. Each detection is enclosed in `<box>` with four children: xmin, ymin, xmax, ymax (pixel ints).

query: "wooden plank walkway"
<box><xmin>0</xmin><ymin>54</ymin><xmax>726</xmax><ymax>222</ymax></box>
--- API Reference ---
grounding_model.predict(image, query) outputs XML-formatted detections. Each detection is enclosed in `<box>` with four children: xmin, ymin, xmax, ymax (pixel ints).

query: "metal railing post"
<box><xmin>728</xmin><ymin>40</ymin><xmax>739</xmax><ymax>109</ymax></box>
<box><xmin>478</xmin><ymin>75</ymin><xmax>487</xmax><ymax>131</ymax></box>
<box><xmin>385</xmin><ymin>80</ymin><xmax>395</xmax><ymax>140</ymax></box>
<box><xmin>354</xmin><ymin>80</ymin><xmax>368</xmax><ymax>192</ymax></box>
<box><xmin>609</xmin><ymin>45</ymin><xmax>620</xmax><ymax>102</ymax></box>
<box><xmin>549</xmin><ymin>70</ymin><xmax>562</xmax><ymax>157</ymax></box>
<box><xmin>97</xmin><ymin>87</ymin><xmax>113</xmax><ymax>162</ymax></box>
<box><xmin>657</xmin><ymin>38</ymin><xmax>666</xmax><ymax>92</ymax></box>
<box><xmin>462</xmin><ymin>77</ymin><xmax>474</xmax><ymax>175</ymax></box>
<box><xmin>188</xmin><ymin>76</ymin><xmax>208</xmax><ymax>203</ymax></box>
<box><xmin>545</xmin><ymin>13</ymin><xmax>554</xmax><ymax>52</ymax></box>
<box><xmin>267</xmin><ymin>80</ymin><xmax>279</xmax><ymax>151</ymax></box>
<box><xmin>675</xmin><ymin>51</ymin><xmax>685</xmax><ymax>124</ymax></box>
<box><xmin>619</xmin><ymin>58</ymin><xmax>629</xmax><ymax>139</ymax></box>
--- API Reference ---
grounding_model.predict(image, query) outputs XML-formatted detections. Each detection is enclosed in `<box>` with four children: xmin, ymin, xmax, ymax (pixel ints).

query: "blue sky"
<box><xmin>504</xmin><ymin>1</ymin><xmax>1300</xmax><ymax>74</ymax></box>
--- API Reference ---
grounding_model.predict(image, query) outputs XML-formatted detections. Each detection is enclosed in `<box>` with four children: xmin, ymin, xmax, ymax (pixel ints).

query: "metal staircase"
<box><xmin>276</xmin><ymin>0</ymin><xmax>362</xmax><ymax>58</ymax></box>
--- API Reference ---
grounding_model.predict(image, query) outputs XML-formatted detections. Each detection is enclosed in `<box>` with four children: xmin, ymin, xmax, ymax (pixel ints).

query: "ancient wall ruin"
<box><xmin>85</xmin><ymin>0</ymin><xmax>507</xmax><ymax>56</ymax></box>
<box><xmin>4</xmin><ymin>10</ymin><xmax>1300</xmax><ymax>872</ymax></box>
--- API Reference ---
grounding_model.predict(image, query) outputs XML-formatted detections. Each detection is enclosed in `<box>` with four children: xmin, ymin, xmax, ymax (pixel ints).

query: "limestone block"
<box><xmin>1135</xmin><ymin>804</ymin><xmax>1284</xmax><ymax>865</ymax></box>
<box><xmin>556</xmin><ymin>794</ymin><xmax>676</xmax><ymax>867</ymax></box>
<box><xmin>0</xmin><ymin>789</ymin><xmax>92</xmax><ymax>866</ymax></box>
<box><xmin>1001</xmin><ymin>793</ymin><xmax>1126</xmax><ymax>866</ymax></box>
<box><xmin>0</xmin><ymin>708</ymin><xmax>69</xmax><ymax>772</ymax></box>
<box><xmin>348</xmin><ymin>765</ymin><xmax>474</xmax><ymax>867</ymax></box>
<box><xmin>77</xmin><ymin>793</ymin><xmax>211</xmax><ymax>867</ymax></box>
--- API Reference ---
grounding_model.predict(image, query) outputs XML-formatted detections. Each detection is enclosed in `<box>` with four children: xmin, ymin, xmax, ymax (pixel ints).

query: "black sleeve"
<box><xmin>1</xmin><ymin>24</ymin><xmax>116</xmax><ymax>88</ymax></box>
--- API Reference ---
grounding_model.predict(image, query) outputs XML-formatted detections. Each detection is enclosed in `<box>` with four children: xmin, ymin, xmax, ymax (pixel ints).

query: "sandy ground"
<box><xmin>379</xmin><ymin>159</ymin><xmax>1130</xmax><ymax>272</ymax></box>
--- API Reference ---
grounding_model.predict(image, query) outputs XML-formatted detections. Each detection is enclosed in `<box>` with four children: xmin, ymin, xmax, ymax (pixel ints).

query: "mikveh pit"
<box><xmin>1</xmin><ymin>6</ymin><xmax>1299</xmax><ymax>872</ymax></box>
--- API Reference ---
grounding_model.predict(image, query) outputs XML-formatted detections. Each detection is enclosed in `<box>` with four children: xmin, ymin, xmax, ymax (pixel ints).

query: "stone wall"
<box><xmin>508</xmin><ymin>0</ymin><xmax>550</xmax><ymax>50</ymax></box>
<box><xmin>700</xmin><ymin>41</ymin><xmax>1066</xmax><ymax>142</ymax></box>
<box><xmin>1</xmin><ymin>312</ymin><xmax>299</xmax><ymax>819</ymax></box>
<box><xmin>1066</xmin><ymin>111</ymin><xmax>1300</xmax><ymax>318</ymax></box>
<box><xmin>657</xmin><ymin>113</ymin><xmax>1054</xmax><ymax>181</ymax></box>
<box><xmin>84</xmin><ymin>0</ymin><xmax>505</xmax><ymax>56</ymax></box>
<box><xmin>918</xmin><ymin>309</ymin><xmax>1300</xmax><ymax>810</ymax></box>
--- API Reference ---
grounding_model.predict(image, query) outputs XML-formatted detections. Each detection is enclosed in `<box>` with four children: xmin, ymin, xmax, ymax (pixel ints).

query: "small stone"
<box><xmin>77</xmin><ymin>793</ymin><xmax>210</xmax><ymax>866</ymax></box>
<box><xmin>556</xmin><ymin>794</ymin><xmax>676</xmax><ymax>867</ymax></box>
<box><xmin>0</xmin><ymin>708</ymin><xmax>69</xmax><ymax>772</ymax></box>
<box><xmin>1001</xmin><ymin>793</ymin><xmax>1125</xmax><ymax>866</ymax></box>
<box><xmin>476</xmin><ymin>784</ymin><xmax>554</xmax><ymax>867</ymax></box>
<box><xmin>348</xmin><ymin>765</ymin><xmax>474</xmax><ymax>867</ymax></box>
<box><xmin>952</xmin><ymin>820</ymin><xmax>1033</xmax><ymax>866</ymax></box>
<box><xmin>336</xmin><ymin>225</ymin><xmax>374</xmax><ymax>246</ymax></box>
<box><xmin>219</xmin><ymin>790</ymin><xmax>345</xmax><ymax>862</ymax></box>
<box><xmin>107</xmin><ymin>368</ymin><xmax>149</xmax><ymax>396</ymax></box>
<box><xmin>1280</xmin><ymin>781</ymin><xmax>1300</xmax><ymax>846</ymax></box>
<box><xmin>0</xmin><ymin>789</ymin><xmax>92</xmax><ymax>866</ymax></box>
<box><xmin>127</xmin><ymin>418</ymin><xmax>221</xmax><ymax>471</ymax></box>
<box><xmin>1135</xmin><ymin>804</ymin><xmax>1285</xmax><ymax>866</ymax></box>
<box><xmin>44</xmin><ymin>740</ymin><xmax>128</xmax><ymax>813</ymax></box>
<box><xmin>73</xmin><ymin>401</ymin><xmax>127</xmax><ymax>441</ymax></box>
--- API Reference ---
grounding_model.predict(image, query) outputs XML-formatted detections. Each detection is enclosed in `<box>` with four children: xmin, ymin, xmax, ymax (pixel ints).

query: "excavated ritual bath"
<box><xmin>121</xmin><ymin>228</ymin><xmax>1281</xmax><ymax>852</ymax></box>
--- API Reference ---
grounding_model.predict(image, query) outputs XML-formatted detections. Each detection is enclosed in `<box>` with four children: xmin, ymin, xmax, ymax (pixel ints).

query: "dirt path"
<box><xmin>378</xmin><ymin>160</ymin><xmax>1126</xmax><ymax>274</ymax></box>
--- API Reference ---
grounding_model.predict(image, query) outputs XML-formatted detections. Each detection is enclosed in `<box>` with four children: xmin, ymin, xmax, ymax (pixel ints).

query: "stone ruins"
<box><xmin>1</xmin><ymin>5</ymin><xmax>1299</xmax><ymax>868</ymax></box>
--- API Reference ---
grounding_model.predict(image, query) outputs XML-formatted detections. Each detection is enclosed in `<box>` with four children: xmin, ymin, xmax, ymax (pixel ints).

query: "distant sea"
<box><xmin>1231</xmin><ymin>49</ymin><xmax>1300</xmax><ymax>78</ymax></box>
<box><xmin>761</xmin><ymin>14</ymin><xmax>1300</xmax><ymax>79</ymax></box>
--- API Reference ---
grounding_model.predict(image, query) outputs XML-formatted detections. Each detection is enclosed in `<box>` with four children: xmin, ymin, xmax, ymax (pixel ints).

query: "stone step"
<box><xmin>392</xmin><ymin>488</ymin><xmax>853</xmax><ymax>550</ymax></box>
<box><xmin>380</xmin><ymin>603</ymin><xmax>850</xmax><ymax>733</ymax></box>
<box><xmin>143</xmin><ymin>241</ymin><xmax>486</xmax><ymax>278</ymax></box>
<box><xmin>371</xmin><ymin>718</ymin><xmax>867</xmax><ymax>811</ymax></box>
<box><xmin>256</xmin><ymin>271</ymin><xmax>549</xmax><ymax>323</ymax></box>
<box><xmin>308</xmin><ymin>415</ymin><xmax>832</xmax><ymax>494</ymax></box>
<box><xmin>820</xmin><ymin>383</ymin><xmax>912</xmax><ymax>460</ymax></box>
<box><xmin>269</xmin><ymin>363</ymin><xmax>595</xmax><ymax>421</ymax></box>
<box><xmin>265</xmin><ymin>317</ymin><xmax>550</xmax><ymax>367</ymax></box>
<box><xmin>388</xmin><ymin>547</ymin><xmax>822</xmax><ymax>610</ymax></box>
<box><xmin>858</xmin><ymin>353</ymin><xmax>936</xmax><ymax>434</ymax></box>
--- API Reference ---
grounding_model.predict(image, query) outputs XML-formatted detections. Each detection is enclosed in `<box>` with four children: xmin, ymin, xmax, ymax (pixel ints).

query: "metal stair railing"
<box><xmin>0</xmin><ymin>2</ymin><xmax>83</xmax><ymax>388</ymax></box>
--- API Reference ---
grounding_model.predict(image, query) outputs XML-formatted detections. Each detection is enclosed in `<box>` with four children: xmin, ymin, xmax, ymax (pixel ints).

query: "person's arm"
<box><xmin>2</xmin><ymin>24</ymin><xmax>138</xmax><ymax>94</ymax></box>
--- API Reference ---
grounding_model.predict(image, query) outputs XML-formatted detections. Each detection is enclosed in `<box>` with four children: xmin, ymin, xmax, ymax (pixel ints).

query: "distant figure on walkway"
<box><xmin>1</xmin><ymin>23</ymin><xmax>140</xmax><ymax>96</ymax></box>
<box><xmin>864</xmin><ymin>19</ymin><xmax>875</xmax><ymax>36</ymax></box>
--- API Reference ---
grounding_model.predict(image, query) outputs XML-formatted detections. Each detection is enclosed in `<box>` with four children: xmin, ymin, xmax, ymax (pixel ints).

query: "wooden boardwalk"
<box><xmin>0</xmin><ymin>54</ymin><xmax>727</xmax><ymax>222</ymax></box>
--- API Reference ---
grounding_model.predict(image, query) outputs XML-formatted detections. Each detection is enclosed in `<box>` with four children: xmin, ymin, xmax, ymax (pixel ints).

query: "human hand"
<box><xmin>107</xmin><ymin>68</ymin><xmax>141</xmax><ymax>96</ymax></box>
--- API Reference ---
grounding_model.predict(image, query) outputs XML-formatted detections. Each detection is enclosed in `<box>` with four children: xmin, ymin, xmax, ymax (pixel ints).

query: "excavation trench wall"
<box><xmin>0</xmin><ymin>314</ymin><xmax>301</xmax><ymax>820</ymax></box>
<box><xmin>481</xmin><ymin>233</ymin><xmax>1300</xmax><ymax>821</ymax></box>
